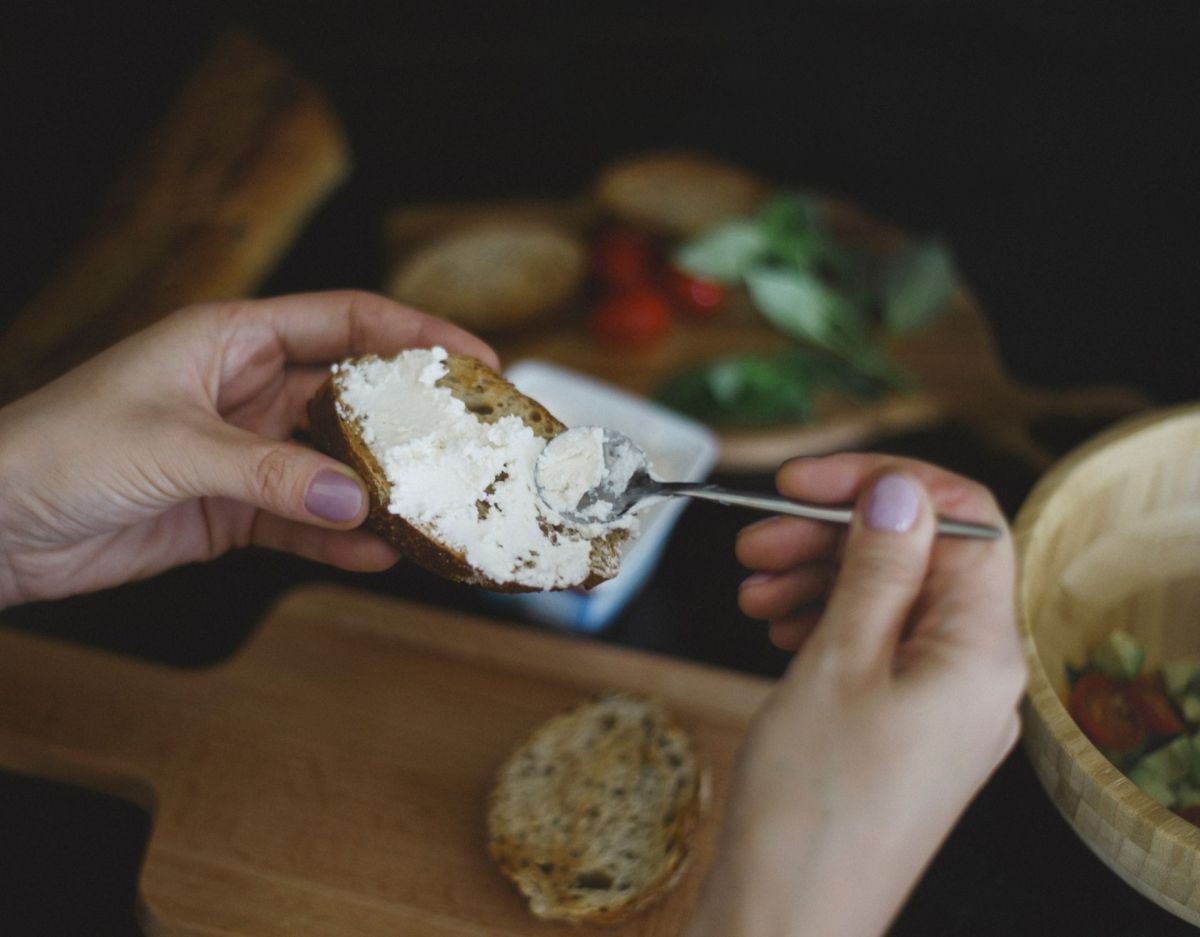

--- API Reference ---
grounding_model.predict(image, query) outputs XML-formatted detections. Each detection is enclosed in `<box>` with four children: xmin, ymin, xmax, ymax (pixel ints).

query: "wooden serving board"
<box><xmin>389</xmin><ymin>197</ymin><xmax>1150</xmax><ymax>473</ymax></box>
<box><xmin>0</xmin><ymin>31</ymin><xmax>349</xmax><ymax>405</ymax></box>
<box><xmin>0</xmin><ymin>585</ymin><xmax>772</xmax><ymax>936</ymax></box>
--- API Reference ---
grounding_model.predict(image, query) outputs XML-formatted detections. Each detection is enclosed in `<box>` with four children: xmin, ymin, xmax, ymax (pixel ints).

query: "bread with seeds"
<box><xmin>307</xmin><ymin>348</ymin><xmax>630</xmax><ymax>593</ymax></box>
<box><xmin>486</xmin><ymin>691</ymin><xmax>706</xmax><ymax>923</ymax></box>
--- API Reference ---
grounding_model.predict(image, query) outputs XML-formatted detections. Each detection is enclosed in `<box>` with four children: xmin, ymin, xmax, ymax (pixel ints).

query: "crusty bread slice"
<box><xmin>384</xmin><ymin>221</ymin><xmax>588</xmax><ymax>334</ymax></box>
<box><xmin>307</xmin><ymin>351</ymin><xmax>627</xmax><ymax>593</ymax></box>
<box><xmin>594</xmin><ymin>151</ymin><xmax>769</xmax><ymax>239</ymax></box>
<box><xmin>487</xmin><ymin>692</ymin><xmax>706</xmax><ymax>924</ymax></box>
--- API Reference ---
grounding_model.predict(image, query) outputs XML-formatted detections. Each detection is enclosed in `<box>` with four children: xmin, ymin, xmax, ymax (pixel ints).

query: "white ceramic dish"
<box><xmin>489</xmin><ymin>360</ymin><xmax>719</xmax><ymax>632</ymax></box>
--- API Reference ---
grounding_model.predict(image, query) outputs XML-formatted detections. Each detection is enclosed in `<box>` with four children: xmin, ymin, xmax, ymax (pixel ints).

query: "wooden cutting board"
<box><xmin>389</xmin><ymin>196</ymin><xmax>1151</xmax><ymax>473</ymax></box>
<box><xmin>0</xmin><ymin>585</ymin><xmax>772</xmax><ymax>936</ymax></box>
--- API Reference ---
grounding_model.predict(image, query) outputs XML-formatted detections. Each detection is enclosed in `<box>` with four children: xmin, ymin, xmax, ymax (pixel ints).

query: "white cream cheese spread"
<box><xmin>535</xmin><ymin>425</ymin><xmax>608</xmax><ymax>518</ymax></box>
<box><xmin>331</xmin><ymin>348</ymin><xmax>636</xmax><ymax>590</ymax></box>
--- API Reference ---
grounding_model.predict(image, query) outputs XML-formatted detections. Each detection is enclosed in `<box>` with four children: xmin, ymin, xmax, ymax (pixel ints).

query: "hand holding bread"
<box><xmin>0</xmin><ymin>291</ymin><xmax>495</xmax><ymax>608</ymax></box>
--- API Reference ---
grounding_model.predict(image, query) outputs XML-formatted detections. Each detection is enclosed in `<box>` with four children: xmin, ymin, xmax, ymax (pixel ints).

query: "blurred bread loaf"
<box><xmin>594</xmin><ymin>151</ymin><xmax>769</xmax><ymax>238</ymax></box>
<box><xmin>487</xmin><ymin>692</ymin><xmax>705</xmax><ymax>923</ymax></box>
<box><xmin>384</xmin><ymin>220</ymin><xmax>589</xmax><ymax>333</ymax></box>
<box><xmin>307</xmin><ymin>348</ymin><xmax>630</xmax><ymax>592</ymax></box>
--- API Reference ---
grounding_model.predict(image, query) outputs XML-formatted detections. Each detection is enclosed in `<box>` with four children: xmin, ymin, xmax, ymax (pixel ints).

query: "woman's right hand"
<box><xmin>688</xmin><ymin>454</ymin><xmax>1027</xmax><ymax>937</ymax></box>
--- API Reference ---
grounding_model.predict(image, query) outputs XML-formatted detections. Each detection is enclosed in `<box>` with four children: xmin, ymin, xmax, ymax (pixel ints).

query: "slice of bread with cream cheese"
<box><xmin>307</xmin><ymin>347</ymin><xmax>633</xmax><ymax>592</ymax></box>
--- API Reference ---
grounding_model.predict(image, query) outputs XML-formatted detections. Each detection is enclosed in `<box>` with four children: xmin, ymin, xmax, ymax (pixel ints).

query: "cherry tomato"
<box><xmin>1068</xmin><ymin>671</ymin><xmax>1145</xmax><ymax>753</ymax></box>
<box><xmin>1176</xmin><ymin>805</ymin><xmax>1200</xmax><ymax>827</ymax></box>
<box><xmin>1127</xmin><ymin>674</ymin><xmax>1186</xmax><ymax>737</ymax></box>
<box><xmin>593</xmin><ymin>227</ymin><xmax>656</xmax><ymax>291</ymax></box>
<box><xmin>590</xmin><ymin>288</ymin><xmax>672</xmax><ymax>349</ymax></box>
<box><xmin>663</xmin><ymin>266</ymin><xmax>727</xmax><ymax>317</ymax></box>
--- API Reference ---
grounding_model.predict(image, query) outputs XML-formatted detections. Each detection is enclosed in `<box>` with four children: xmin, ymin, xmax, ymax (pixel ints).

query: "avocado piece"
<box><xmin>1182</xmin><ymin>695</ymin><xmax>1200</xmax><ymax>726</ymax></box>
<box><xmin>1176</xmin><ymin>781</ymin><xmax>1200</xmax><ymax>810</ymax></box>
<box><xmin>1088</xmin><ymin>629</ymin><xmax>1145</xmax><ymax>682</ymax></box>
<box><xmin>1129</xmin><ymin>760</ymin><xmax>1178</xmax><ymax>808</ymax></box>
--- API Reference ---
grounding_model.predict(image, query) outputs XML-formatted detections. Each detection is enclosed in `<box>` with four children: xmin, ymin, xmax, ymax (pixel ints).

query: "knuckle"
<box><xmin>843</xmin><ymin>541</ymin><xmax>923</xmax><ymax>591</ymax></box>
<box><xmin>252</xmin><ymin>446</ymin><xmax>300</xmax><ymax>508</ymax></box>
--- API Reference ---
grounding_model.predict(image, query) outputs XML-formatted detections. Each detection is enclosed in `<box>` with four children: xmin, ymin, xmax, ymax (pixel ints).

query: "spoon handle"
<box><xmin>658</xmin><ymin>483</ymin><xmax>1002</xmax><ymax>540</ymax></box>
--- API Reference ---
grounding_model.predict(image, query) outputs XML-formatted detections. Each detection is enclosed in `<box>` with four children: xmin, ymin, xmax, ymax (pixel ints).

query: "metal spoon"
<box><xmin>536</xmin><ymin>427</ymin><xmax>1002</xmax><ymax>540</ymax></box>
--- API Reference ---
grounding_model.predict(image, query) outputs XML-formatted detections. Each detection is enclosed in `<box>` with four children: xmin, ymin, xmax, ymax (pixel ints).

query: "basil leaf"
<box><xmin>673</xmin><ymin>221</ymin><xmax>769</xmax><ymax>285</ymax></box>
<box><xmin>881</xmin><ymin>240</ymin><xmax>957</xmax><ymax>334</ymax></box>
<box><xmin>656</xmin><ymin>353</ymin><xmax>817</xmax><ymax>426</ymax></box>
<box><xmin>744</xmin><ymin>266</ymin><xmax>865</xmax><ymax>354</ymax></box>
<box><xmin>655</xmin><ymin>349</ymin><xmax>898</xmax><ymax>427</ymax></box>
<box><xmin>758</xmin><ymin>192</ymin><xmax>828</xmax><ymax>269</ymax></box>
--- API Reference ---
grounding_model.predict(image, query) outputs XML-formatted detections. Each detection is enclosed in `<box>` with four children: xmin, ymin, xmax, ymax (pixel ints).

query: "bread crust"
<box><xmin>306</xmin><ymin>352</ymin><xmax>623</xmax><ymax>592</ymax></box>
<box><xmin>486</xmin><ymin>692</ymin><xmax>707</xmax><ymax>924</ymax></box>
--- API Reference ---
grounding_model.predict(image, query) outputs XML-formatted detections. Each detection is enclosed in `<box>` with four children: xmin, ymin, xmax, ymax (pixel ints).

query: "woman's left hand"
<box><xmin>0</xmin><ymin>290</ymin><xmax>497</xmax><ymax>609</ymax></box>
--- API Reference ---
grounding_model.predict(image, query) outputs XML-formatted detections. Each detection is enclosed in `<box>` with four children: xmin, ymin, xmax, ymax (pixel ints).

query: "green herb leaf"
<box><xmin>655</xmin><ymin>349</ymin><xmax>897</xmax><ymax>427</ymax></box>
<box><xmin>758</xmin><ymin>192</ymin><xmax>828</xmax><ymax>269</ymax></box>
<box><xmin>744</xmin><ymin>266</ymin><xmax>865</xmax><ymax>355</ymax></box>
<box><xmin>881</xmin><ymin>240</ymin><xmax>957</xmax><ymax>335</ymax></box>
<box><xmin>673</xmin><ymin>221</ymin><xmax>769</xmax><ymax>285</ymax></box>
<box><xmin>656</xmin><ymin>353</ymin><xmax>816</xmax><ymax>426</ymax></box>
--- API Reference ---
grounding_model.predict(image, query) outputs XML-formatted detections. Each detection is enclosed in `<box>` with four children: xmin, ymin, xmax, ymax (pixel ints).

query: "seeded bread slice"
<box><xmin>487</xmin><ymin>692</ymin><xmax>706</xmax><ymax>924</ymax></box>
<box><xmin>384</xmin><ymin>221</ymin><xmax>588</xmax><ymax>334</ymax></box>
<box><xmin>306</xmin><ymin>352</ymin><xmax>626</xmax><ymax>593</ymax></box>
<box><xmin>594</xmin><ymin>151</ymin><xmax>769</xmax><ymax>239</ymax></box>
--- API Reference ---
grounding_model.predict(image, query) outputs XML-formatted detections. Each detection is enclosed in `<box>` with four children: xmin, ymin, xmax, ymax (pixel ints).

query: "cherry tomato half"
<box><xmin>590</xmin><ymin>287</ymin><xmax>672</xmax><ymax>349</ymax></box>
<box><xmin>593</xmin><ymin>226</ymin><xmax>657</xmax><ymax>292</ymax></box>
<box><xmin>1068</xmin><ymin>671</ymin><xmax>1145</xmax><ymax>753</ymax></box>
<box><xmin>1126</xmin><ymin>674</ymin><xmax>1187</xmax><ymax>737</ymax></box>
<box><xmin>663</xmin><ymin>266</ymin><xmax>727</xmax><ymax>317</ymax></box>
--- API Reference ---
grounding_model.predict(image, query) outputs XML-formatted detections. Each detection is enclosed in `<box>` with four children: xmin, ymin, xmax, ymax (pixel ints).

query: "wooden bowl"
<box><xmin>1015</xmin><ymin>403</ymin><xmax>1200</xmax><ymax>922</ymax></box>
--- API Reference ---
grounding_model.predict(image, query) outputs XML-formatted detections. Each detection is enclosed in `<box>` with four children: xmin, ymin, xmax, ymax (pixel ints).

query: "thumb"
<box><xmin>816</xmin><ymin>472</ymin><xmax>935</xmax><ymax>672</ymax></box>
<box><xmin>193</xmin><ymin>423</ymin><xmax>369</xmax><ymax>528</ymax></box>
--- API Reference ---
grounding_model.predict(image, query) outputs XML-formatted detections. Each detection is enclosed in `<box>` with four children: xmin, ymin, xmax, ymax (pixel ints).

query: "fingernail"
<box><xmin>864</xmin><ymin>473</ymin><xmax>921</xmax><ymax>532</ymax></box>
<box><xmin>740</xmin><ymin>571</ymin><xmax>778</xmax><ymax>589</ymax></box>
<box><xmin>305</xmin><ymin>469</ymin><xmax>363</xmax><ymax>522</ymax></box>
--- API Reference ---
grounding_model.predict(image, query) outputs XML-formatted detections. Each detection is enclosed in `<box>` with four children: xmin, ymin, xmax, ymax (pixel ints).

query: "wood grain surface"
<box><xmin>0</xmin><ymin>30</ymin><xmax>350</xmax><ymax>405</ymax></box>
<box><xmin>0</xmin><ymin>585</ymin><xmax>772</xmax><ymax>936</ymax></box>
<box><xmin>1015</xmin><ymin>404</ymin><xmax>1200</xmax><ymax>926</ymax></box>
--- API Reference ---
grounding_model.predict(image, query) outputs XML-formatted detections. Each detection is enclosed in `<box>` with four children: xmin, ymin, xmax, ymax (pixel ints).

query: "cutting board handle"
<box><xmin>0</xmin><ymin>626</ymin><xmax>190</xmax><ymax>808</ymax></box>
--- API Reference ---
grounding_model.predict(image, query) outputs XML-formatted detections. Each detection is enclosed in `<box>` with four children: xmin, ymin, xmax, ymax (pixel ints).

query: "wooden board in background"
<box><xmin>0</xmin><ymin>585</ymin><xmax>772</xmax><ymax>936</ymax></box>
<box><xmin>0</xmin><ymin>30</ymin><xmax>350</xmax><ymax>405</ymax></box>
<box><xmin>388</xmin><ymin>196</ymin><xmax>1151</xmax><ymax>473</ymax></box>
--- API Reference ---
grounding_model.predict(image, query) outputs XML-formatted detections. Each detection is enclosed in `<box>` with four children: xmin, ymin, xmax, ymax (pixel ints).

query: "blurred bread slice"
<box><xmin>594</xmin><ymin>151</ymin><xmax>769</xmax><ymax>238</ymax></box>
<box><xmin>307</xmin><ymin>350</ymin><xmax>627</xmax><ymax>592</ymax></box>
<box><xmin>487</xmin><ymin>692</ymin><xmax>706</xmax><ymax>923</ymax></box>
<box><xmin>385</xmin><ymin>197</ymin><xmax>595</xmax><ymax>258</ymax></box>
<box><xmin>384</xmin><ymin>220</ymin><xmax>589</xmax><ymax>334</ymax></box>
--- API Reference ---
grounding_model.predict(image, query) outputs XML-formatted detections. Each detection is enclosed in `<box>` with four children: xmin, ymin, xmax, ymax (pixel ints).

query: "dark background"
<box><xmin>2</xmin><ymin>1</ymin><xmax>1199</xmax><ymax>934</ymax></box>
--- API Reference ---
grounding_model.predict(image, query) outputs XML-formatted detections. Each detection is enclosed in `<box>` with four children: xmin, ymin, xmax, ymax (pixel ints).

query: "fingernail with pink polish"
<box><xmin>864</xmin><ymin>474</ymin><xmax>920</xmax><ymax>532</ymax></box>
<box><xmin>306</xmin><ymin>469</ymin><xmax>363</xmax><ymax>522</ymax></box>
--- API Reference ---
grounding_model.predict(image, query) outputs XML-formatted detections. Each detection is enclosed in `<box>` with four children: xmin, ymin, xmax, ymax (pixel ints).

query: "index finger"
<box><xmin>776</xmin><ymin>452</ymin><xmax>1011</xmax><ymax>588</ymax></box>
<box><xmin>233</xmin><ymin>290</ymin><xmax>501</xmax><ymax>370</ymax></box>
<box><xmin>775</xmin><ymin>453</ymin><xmax>1003</xmax><ymax>527</ymax></box>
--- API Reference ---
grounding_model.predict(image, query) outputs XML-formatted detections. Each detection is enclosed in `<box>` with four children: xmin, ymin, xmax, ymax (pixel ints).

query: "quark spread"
<box><xmin>332</xmin><ymin>349</ymin><xmax>636</xmax><ymax>590</ymax></box>
<box><xmin>535</xmin><ymin>426</ymin><xmax>609</xmax><ymax>519</ymax></box>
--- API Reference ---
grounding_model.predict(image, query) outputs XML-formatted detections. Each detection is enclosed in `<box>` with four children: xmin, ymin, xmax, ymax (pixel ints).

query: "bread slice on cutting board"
<box><xmin>593</xmin><ymin>151</ymin><xmax>769</xmax><ymax>239</ymax></box>
<box><xmin>487</xmin><ymin>692</ymin><xmax>706</xmax><ymax>924</ymax></box>
<box><xmin>384</xmin><ymin>221</ymin><xmax>589</xmax><ymax>334</ymax></box>
<box><xmin>307</xmin><ymin>348</ymin><xmax>631</xmax><ymax>593</ymax></box>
